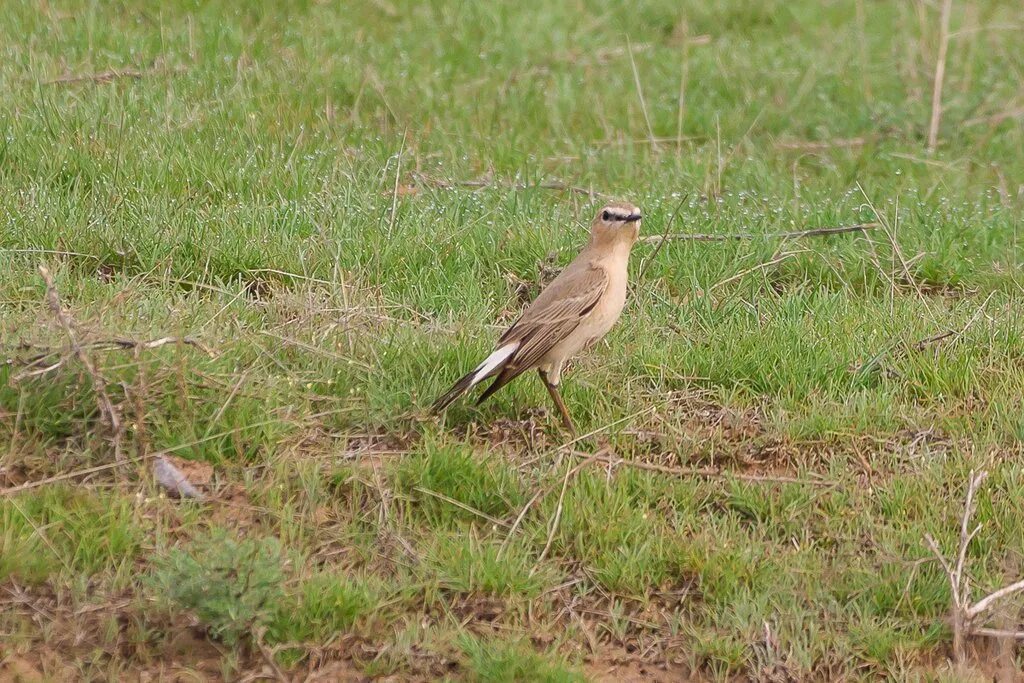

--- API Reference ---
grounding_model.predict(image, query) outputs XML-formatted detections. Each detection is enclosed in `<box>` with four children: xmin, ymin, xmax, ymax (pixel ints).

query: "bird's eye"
<box><xmin>602</xmin><ymin>210</ymin><xmax>611</xmax><ymax>221</ymax></box>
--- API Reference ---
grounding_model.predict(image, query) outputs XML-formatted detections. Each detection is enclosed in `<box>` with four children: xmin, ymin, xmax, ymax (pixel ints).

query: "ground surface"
<box><xmin>2</xmin><ymin>0</ymin><xmax>1024</xmax><ymax>680</ymax></box>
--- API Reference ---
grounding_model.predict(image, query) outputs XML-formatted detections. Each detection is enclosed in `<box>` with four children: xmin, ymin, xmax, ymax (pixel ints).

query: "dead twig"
<box><xmin>7</xmin><ymin>336</ymin><xmax>213</xmax><ymax>379</ymax></box>
<box><xmin>386</xmin><ymin>132</ymin><xmax>406</xmax><ymax>240</ymax></box>
<box><xmin>252</xmin><ymin>627</ymin><xmax>289</xmax><ymax>682</ymax></box>
<box><xmin>36</xmin><ymin>266</ymin><xmax>125</xmax><ymax>461</ymax></box>
<box><xmin>708</xmin><ymin>250</ymin><xmax>805</xmax><ymax>292</ymax></box>
<box><xmin>0</xmin><ymin>248</ymin><xmax>101</xmax><ymax>261</ymax></box>
<box><xmin>590</xmin><ymin>135</ymin><xmax>704</xmax><ymax>148</ymax></box>
<box><xmin>627</xmin><ymin>35</ymin><xmax>657</xmax><ymax>152</ymax></box>
<box><xmin>498</xmin><ymin>488</ymin><xmax>546</xmax><ymax>559</ymax></box>
<box><xmin>0</xmin><ymin>413</ymin><xmax>307</xmax><ymax>497</ymax></box>
<box><xmin>912</xmin><ymin>330</ymin><xmax>956</xmax><ymax>351</ymax></box>
<box><xmin>964</xmin><ymin>105</ymin><xmax>1024</xmax><ymax>128</ymax></box>
<box><xmin>912</xmin><ymin>292</ymin><xmax>994</xmax><ymax>352</ymax></box>
<box><xmin>504</xmin><ymin>411</ymin><xmax>654</xmax><ymax>553</ymax></box>
<box><xmin>638</xmin><ymin>195</ymin><xmax>687</xmax><ymax>280</ymax></box>
<box><xmin>570</xmin><ymin>451</ymin><xmax>836</xmax><ymax>488</ymax></box>
<box><xmin>535</xmin><ymin>455</ymin><xmax>596</xmax><ymax>568</ymax></box>
<box><xmin>413</xmin><ymin>486</ymin><xmax>510</xmax><ymax>528</ymax></box>
<box><xmin>924</xmin><ymin>469</ymin><xmax>1024</xmax><ymax>663</ymax></box>
<box><xmin>639</xmin><ymin>222</ymin><xmax>879</xmax><ymax>245</ymax></box>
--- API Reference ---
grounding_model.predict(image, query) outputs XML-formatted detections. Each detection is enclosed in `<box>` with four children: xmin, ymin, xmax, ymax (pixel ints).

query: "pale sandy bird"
<box><xmin>432</xmin><ymin>202</ymin><xmax>643</xmax><ymax>435</ymax></box>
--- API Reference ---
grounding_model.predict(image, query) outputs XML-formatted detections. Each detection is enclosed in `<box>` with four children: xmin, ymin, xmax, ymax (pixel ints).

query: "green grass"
<box><xmin>2</xmin><ymin>0</ymin><xmax>1024</xmax><ymax>679</ymax></box>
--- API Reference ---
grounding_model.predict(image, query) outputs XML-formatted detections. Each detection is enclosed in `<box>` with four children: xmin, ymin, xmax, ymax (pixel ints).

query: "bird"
<box><xmin>431</xmin><ymin>202</ymin><xmax>643</xmax><ymax>436</ymax></box>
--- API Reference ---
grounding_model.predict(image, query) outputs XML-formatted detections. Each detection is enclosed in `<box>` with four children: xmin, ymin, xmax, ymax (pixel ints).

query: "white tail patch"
<box><xmin>471</xmin><ymin>343</ymin><xmax>518</xmax><ymax>386</ymax></box>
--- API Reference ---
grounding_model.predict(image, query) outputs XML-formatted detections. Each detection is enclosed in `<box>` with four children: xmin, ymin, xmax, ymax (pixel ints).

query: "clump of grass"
<box><xmin>458</xmin><ymin>634</ymin><xmax>585</xmax><ymax>683</ymax></box>
<box><xmin>552</xmin><ymin>471</ymin><xmax>687</xmax><ymax>593</ymax></box>
<box><xmin>0</xmin><ymin>487</ymin><xmax>140</xmax><ymax>583</ymax></box>
<box><xmin>425</xmin><ymin>531</ymin><xmax>556</xmax><ymax>599</ymax></box>
<box><xmin>269</xmin><ymin>570</ymin><xmax>383</xmax><ymax>643</ymax></box>
<box><xmin>394</xmin><ymin>438</ymin><xmax>526</xmax><ymax>525</ymax></box>
<box><xmin>147</xmin><ymin>529</ymin><xmax>287</xmax><ymax>645</ymax></box>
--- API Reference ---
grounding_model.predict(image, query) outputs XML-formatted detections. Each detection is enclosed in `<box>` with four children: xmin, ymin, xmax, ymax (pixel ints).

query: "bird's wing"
<box><xmin>432</xmin><ymin>262</ymin><xmax>608</xmax><ymax>412</ymax></box>
<box><xmin>497</xmin><ymin>262</ymin><xmax>608</xmax><ymax>374</ymax></box>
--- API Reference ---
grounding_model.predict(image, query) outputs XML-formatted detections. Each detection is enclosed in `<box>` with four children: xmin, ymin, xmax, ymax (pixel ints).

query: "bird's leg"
<box><xmin>538</xmin><ymin>370</ymin><xmax>577</xmax><ymax>438</ymax></box>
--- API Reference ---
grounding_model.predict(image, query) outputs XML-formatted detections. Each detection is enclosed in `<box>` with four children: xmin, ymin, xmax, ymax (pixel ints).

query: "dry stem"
<box><xmin>924</xmin><ymin>469</ymin><xmax>1024</xmax><ymax>662</ymax></box>
<box><xmin>639</xmin><ymin>223</ymin><xmax>879</xmax><ymax>245</ymax></box>
<box><xmin>37</xmin><ymin>266</ymin><xmax>125</xmax><ymax>461</ymax></box>
<box><xmin>927</xmin><ymin>0</ymin><xmax>953</xmax><ymax>152</ymax></box>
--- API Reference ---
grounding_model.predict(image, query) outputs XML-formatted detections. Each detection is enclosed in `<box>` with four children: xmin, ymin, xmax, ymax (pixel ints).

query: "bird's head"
<box><xmin>590</xmin><ymin>202</ymin><xmax>642</xmax><ymax>246</ymax></box>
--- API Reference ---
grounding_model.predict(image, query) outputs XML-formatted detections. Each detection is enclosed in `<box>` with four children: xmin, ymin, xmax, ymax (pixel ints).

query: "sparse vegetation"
<box><xmin>2</xmin><ymin>0</ymin><xmax>1024</xmax><ymax>680</ymax></box>
<box><xmin>148</xmin><ymin>529</ymin><xmax>286</xmax><ymax>645</ymax></box>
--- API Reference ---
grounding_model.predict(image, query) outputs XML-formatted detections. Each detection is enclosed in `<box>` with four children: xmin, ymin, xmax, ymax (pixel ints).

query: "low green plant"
<box><xmin>269</xmin><ymin>571</ymin><xmax>380</xmax><ymax>643</ymax></box>
<box><xmin>148</xmin><ymin>529</ymin><xmax>287</xmax><ymax>645</ymax></box>
<box><xmin>459</xmin><ymin>634</ymin><xmax>585</xmax><ymax>683</ymax></box>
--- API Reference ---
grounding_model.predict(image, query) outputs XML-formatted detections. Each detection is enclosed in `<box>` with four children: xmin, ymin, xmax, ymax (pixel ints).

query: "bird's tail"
<box><xmin>430</xmin><ymin>343</ymin><xmax>518</xmax><ymax>414</ymax></box>
<box><xmin>431</xmin><ymin>370</ymin><xmax>479</xmax><ymax>413</ymax></box>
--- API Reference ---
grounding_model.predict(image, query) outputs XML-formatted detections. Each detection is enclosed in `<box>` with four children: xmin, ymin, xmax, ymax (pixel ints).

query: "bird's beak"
<box><xmin>624</xmin><ymin>213</ymin><xmax>642</xmax><ymax>223</ymax></box>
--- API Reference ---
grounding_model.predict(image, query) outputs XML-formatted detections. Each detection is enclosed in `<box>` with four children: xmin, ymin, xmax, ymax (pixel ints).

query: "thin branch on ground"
<box><xmin>964</xmin><ymin>105</ymin><xmax>1024</xmax><ymax>128</ymax></box>
<box><xmin>708</xmin><ymin>250</ymin><xmax>805</xmax><ymax>292</ymax></box>
<box><xmin>503</xmin><ymin>411</ymin><xmax>654</xmax><ymax>556</ymax></box>
<box><xmin>0</xmin><ymin>413</ymin><xmax>310</xmax><ymax>497</ymax></box>
<box><xmin>638</xmin><ymin>194</ymin><xmax>687</xmax><ymax>280</ymax></box>
<box><xmin>36</xmin><ymin>266</ymin><xmax>125</xmax><ymax>461</ymax></box>
<box><xmin>638</xmin><ymin>223</ymin><xmax>879</xmax><ymax>245</ymax></box>
<box><xmin>535</xmin><ymin>455</ymin><xmax>596</xmax><ymax>569</ymax></box>
<box><xmin>590</xmin><ymin>135</ymin><xmax>704</xmax><ymax>148</ymax></box>
<box><xmin>386</xmin><ymin>131</ymin><xmax>407</xmax><ymax>241</ymax></box>
<box><xmin>252</xmin><ymin>627</ymin><xmax>289</xmax><ymax>682</ymax></box>
<box><xmin>0</xmin><ymin>248</ymin><xmax>101</xmax><ymax>261</ymax></box>
<box><xmin>569</xmin><ymin>451</ymin><xmax>836</xmax><ymax>488</ymax></box>
<box><xmin>912</xmin><ymin>292</ymin><xmax>994</xmax><ymax>352</ymax></box>
<box><xmin>413</xmin><ymin>486</ymin><xmax>511</xmax><ymax>528</ymax></box>
<box><xmin>498</xmin><ymin>488</ymin><xmax>546</xmax><ymax>559</ymax></box>
<box><xmin>8</xmin><ymin>336</ymin><xmax>213</xmax><ymax>379</ymax></box>
<box><xmin>912</xmin><ymin>330</ymin><xmax>956</xmax><ymax>351</ymax></box>
<box><xmin>924</xmin><ymin>469</ymin><xmax>1024</xmax><ymax>663</ymax></box>
<box><xmin>627</xmin><ymin>35</ymin><xmax>658</xmax><ymax>152</ymax></box>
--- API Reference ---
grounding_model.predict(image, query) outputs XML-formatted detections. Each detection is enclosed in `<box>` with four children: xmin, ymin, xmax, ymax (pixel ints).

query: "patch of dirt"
<box><xmin>2</xmin><ymin>580</ymin><xmax>370</xmax><ymax>682</ymax></box>
<box><xmin>583</xmin><ymin>650</ymin><xmax>699</xmax><ymax>683</ymax></box>
<box><xmin>154</xmin><ymin>454</ymin><xmax>215</xmax><ymax>502</ymax></box>
<box><xmin>0</xmin><ymin>580</ymin><xmax>227</xmax><ymax>681</ymax></box>
<box><xmin>285</xmin><ymin>427</ymin><xmax>417</xmax><ymax>473</ymax></box>
<box><xmin>448</xmin><ymin>594</ymin><xmax>506</xmax><ymax>624</ymax></box>
<box><xmin>302</xmin><ymin>659</ymin><xmax>369</xmax><ymax>682</ymax></box>
<box><xmin>0</xmin><ymin>652</ymin><xmax>79</xmax><ymax>683</ymax></box>
<box><xmin>624</xmin><ymin>391</ymin><xmax>799</xmax><ymax>477</ymax></box>
<box><xmin>459</xmin><ymin>412</ymin><xmax>555</xmax><ymax>460</ymax></box>
<box><xmin>537</xmin><ymin>578</ymin><xmax>699</xmax><ymax>675</ymax></box>
<box><xmin>159</xmin><ymin>454</ymin><xmax>214</xmax><ymax>488</ymax></box>
<box><xmin>147</xmin><ymin>626</ymin><xmax>226</xmax><ymax>679</ymax></box>
<box><xmin>207</xmin><ymin>483</ymin><xmax>262</xmax><ymax>532</ymax></box>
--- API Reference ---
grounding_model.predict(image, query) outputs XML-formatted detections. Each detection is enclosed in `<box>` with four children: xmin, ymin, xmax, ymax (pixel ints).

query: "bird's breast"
<box><xmin>542</xmin><ymin>261</ymin><xmax>629</xmax><ymax>367</ymax></box>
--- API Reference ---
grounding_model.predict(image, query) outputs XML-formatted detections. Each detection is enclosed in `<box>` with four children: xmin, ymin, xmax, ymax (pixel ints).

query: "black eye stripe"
<box><xmin>601</xmin><ymin>209</ymin><xmax>640</xmax><ymax>222</ymax></box>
